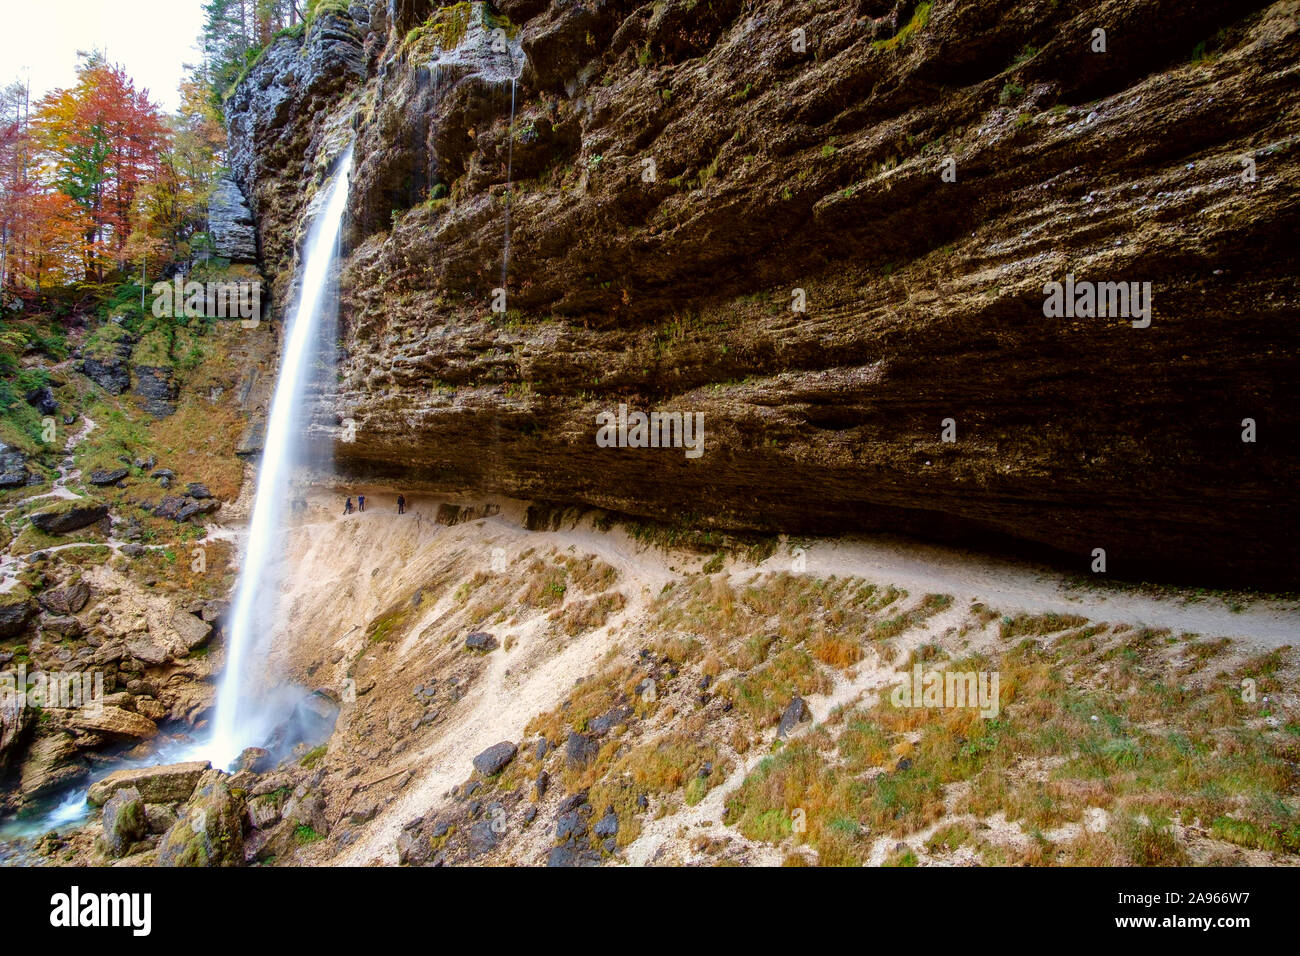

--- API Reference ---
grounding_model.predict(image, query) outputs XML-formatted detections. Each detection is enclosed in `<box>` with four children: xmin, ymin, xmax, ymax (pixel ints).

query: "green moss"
<box><xmin>873</xmin><ymin>2</ymin><xmax>931</xmax><ymax>51</ymax></box>
<box><xmin>294</xmin><ymin>824</ymin><xmax>324</xmax><ymax>845</ymax></box>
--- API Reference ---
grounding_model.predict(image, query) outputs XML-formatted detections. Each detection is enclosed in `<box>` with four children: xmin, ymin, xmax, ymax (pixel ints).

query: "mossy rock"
<box><xmin>156</xmin><ymin>775</ymin><xmax>245</xmax><ymax>867</ymax></box>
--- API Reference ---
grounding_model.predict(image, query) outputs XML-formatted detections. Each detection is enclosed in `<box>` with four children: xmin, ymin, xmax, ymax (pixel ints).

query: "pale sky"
<box><xmin>3</xmin><ymin>0</ymin><xmax>208</xmax><ymax>113</ymax></box>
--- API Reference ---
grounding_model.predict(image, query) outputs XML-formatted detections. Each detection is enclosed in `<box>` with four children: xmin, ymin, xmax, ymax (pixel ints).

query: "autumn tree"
<box><xmin>32</xmin><ymin>55</ymin><xmax>166</xmax><ymax>281</ymax></box>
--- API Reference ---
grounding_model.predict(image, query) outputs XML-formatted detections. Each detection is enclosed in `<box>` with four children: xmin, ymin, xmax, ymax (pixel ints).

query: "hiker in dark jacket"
<box><xmin>344</xmin><ymin>497</ymin><xmax>354</xmax><ymax>515</ymax></box>
<box><xmin>358</xmin><ymin>494</ymin><xmax>365</xmax><ymax>512</ymax></box>
<box><xmin>397</xmin><ymin>494</ymin><xmax>406</xmax><ymax>514</ymax></box>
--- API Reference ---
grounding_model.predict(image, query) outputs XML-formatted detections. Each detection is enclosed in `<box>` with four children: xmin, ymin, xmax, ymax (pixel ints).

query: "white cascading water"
<box><xmin>209</xmin><ymin>148</ymin><xmax>353</xmax><ymax>767</ymax></box>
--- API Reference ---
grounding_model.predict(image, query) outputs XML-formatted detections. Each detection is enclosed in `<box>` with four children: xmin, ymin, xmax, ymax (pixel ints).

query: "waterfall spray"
<box><xmin>210</xmin><ymin>148</ymin><xmax>354</xmax><ymax>767</ymax></box>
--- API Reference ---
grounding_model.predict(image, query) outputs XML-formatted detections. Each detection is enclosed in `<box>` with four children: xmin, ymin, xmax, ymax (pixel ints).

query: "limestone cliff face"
<box><xmin>227</xmin><ymin>0</ymin><xmax>1300</xmax><ymax>587</ymax></box>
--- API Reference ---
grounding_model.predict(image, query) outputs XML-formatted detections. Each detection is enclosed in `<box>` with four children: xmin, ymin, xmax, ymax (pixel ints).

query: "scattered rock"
<box><xmin>472</xmin><ymin>740</ymin><xmax>517</xmax><ymax>776</ymax></box>
<box><xmin>546</xmin><ymin>845</ymin><xmax>577</xmax><ymax>867</ymax></box>
<box><xmin>589</xmin><ymin>703</ymin><xmax>632</xmax><ymax>736</ymax></box>
<box><xmin>464</xmin><ymin>631</ymin><xmax>498</xmax><ymax>652</ymax></box>
<box><xmin>564</xmin><ymin>731</ymin><xmax>599</xmax><ymax>768</ymax></box>
<box><xmin>41</xmin><ymin>615</ymin><xmax>83</xmax><ymax>639</ymax></box>
<box><xmin>776</xmin><ymin>696</ymin><xmax>811</xmax><ymax>739</ymax></box>
<box><xmin>88</xmin><ymin>468</ymin><xmax>128</xmax><ymax>486</ymax></box>
<box><xmin>170</xmin><ymin>609</ymin><xmax>212</xmax><ymax>652</ymax></box>
<box><xmin>555</xmin><ymin>811</ymin><xmax>586</xmax><ymax>841</ymax></box>
<box><xmin>396</xmin><ymin>828</ymin><xmax>431</xmax><ymax>865</ymax></box>
<box><xmin>593</xmin><ymin>807</ymin><xmax>619</xmax><ymax>838</ymax></box>
<box><xmin>466</xmin><ymin>818</ymin><xmax>500</xmax><ymax>858</ymax></box>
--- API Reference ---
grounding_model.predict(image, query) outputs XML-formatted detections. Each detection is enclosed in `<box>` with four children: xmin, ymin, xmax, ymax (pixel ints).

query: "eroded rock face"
<box><xmin>225</xmin><ymin>8</ymin><xmax>369</xmax><ymax>287</ymax></box>
<box><xmin>208</xmin><ymin>178</ymin><xmax>259</xmax><ymax>262</ymax></box>
<box><xmin>80</xmin><ymin>336</ymin><xmax>133</xmax><ymax>394</ymax></box>
<box><xmin>133</xmin><ymin>365</ymin><xmax>179</xmax><ymax>418</ymax></box>
<box><xmin>0</xmin><ymin>440</ymin><xmax>29</xmax><ymax>488</ymax></box>
<box><xmin>227</xmin><ymin>0</ymin><xmax>1300</xmax><ymax>587</ymax></box>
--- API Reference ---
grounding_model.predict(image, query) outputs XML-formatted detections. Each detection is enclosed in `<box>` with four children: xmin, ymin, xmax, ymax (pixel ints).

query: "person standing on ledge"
<box><xmin>397</xmin><ymin>494</ymin><xmax>406</xmax><ymax>515</ymax></box>
<box><xmin>358</xmin><ymin>494</ymin><xmax>366</xmax><ymax>512</ymax></box>
<box><xmin>343</xmin><ymin>496</ymin><xmax>354</xmax><ymax>515</ymax></box>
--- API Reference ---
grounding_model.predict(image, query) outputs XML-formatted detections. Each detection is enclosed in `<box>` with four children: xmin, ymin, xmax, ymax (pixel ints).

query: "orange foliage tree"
<box><xmin>31</xmin><ymin>55</ymin><xmax>166</xmax><ymax>282</ymax></box>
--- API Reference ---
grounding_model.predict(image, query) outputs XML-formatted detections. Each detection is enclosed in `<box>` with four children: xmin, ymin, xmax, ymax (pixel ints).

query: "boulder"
<box><xmin>169</xmin><ymin>609</ymin><xmax>212</xmax><ymax>651</ymax></box>
<box><xmin>175</xmin><ymin>498</ymin><xmax>220</xmax><ymax>521</ymax></box>
<box><xmin>564</xmin><ymin>731</ymin><xmax>600</xmax><ymax>769</ymax></box>
<box><xmin>38</xmin><ymin>580</ymin><xmax>90</xmax><ymax>615</ymax></box>
<box><xmin>282</xmin><ymin>787</ymin><xmax>329</xmax><ymax>835</ymax></box>
<box><xmin>472</xmin><ymin>740</ymin><xmax>517</xmax><ymax>776</ymax></box>
<box><xmin>466</xmin><ymin>818</ymin><xmax>500</xmax><ymax>858</ymax></box>
<box><xmin>87</xmin><ymin>760</ymin><xmax>211</xmax><ymax>806</ymax></box>
<box><xmin>185</xmin><ymin>482</ymin><xmax>212</xmax><ymax>499</ymax></box>
<box><xmin>101</xmin><ymin>786</ymin><xmax>147</xmax><ymax>857</ymax></box>
<box><xmin>156</xmin><ymin>774</ymin><xmax>245</xmax><ymax>866</ymax></box>
<box><xmin>0</xmin><ymin>591</ymin><xmax>35</xmax><ymax>639</ymax></box>
<box><xmin>396</xmin><ymin>828</ymin><xmax>431</xmax><ymax>865</ymax></box>
<box><xmin>88</xmin><ymin>468</ymin><xmax>128</xmax><ymax>486</ymax></box>
<box><xmin>246</xmin><ymin>793</ymin><xmax>284</xmax><ymax>829</ymax></box>
<box><xmin>546</xmin><ymin>845</ymin><xmax>578</xmax><ymax>867</ymax></box>
<box><xmin>25</xmin><ymin>386</ymin><xmax>58</xmax><ymax>416</ymax></box>
<box><xmin>152</xmin><ymin>496</ymin><xmax>186</xmax><ymax>521</ymax></box>
<box><xmin>28</xmin><ymin>501</ymin><xmax>109</xmax><ymax>535</ymax></box>
<box><xmin>41</xmin><ymin>615</ymin><xmax>83</xmax><ymax>639</ymax></box>
<box><xmin>589</xmin><ymin>704</ymin><xmax>632</xmax><ymax>736</ymax></box>
<box><xmin>464</xmin><ymin>631</ymin><xmax>498</xmax><ymax>652</ymax></box>
<box><xmin>125</xmin><ymin>638</ymin><xmax>170</xmax><ymax>666</ymax></box>
<box><xmin>18</xmin><ymin>732</ymin><xmax>89</xmax><ymax>799</ymax></box>
<box><xmin>555</xmin><ymin>810</ymin><xmax>586</xmax><ymax>840</ymax></box>
<box><xmin>776</xmin><ymin>696</ymin><xmax>811</xmax><ymax>739</ymax></box>
<box><xmin>595</xmin><ymin>807</ymin><xmax>619</xmax><ymax>838</ymax></box>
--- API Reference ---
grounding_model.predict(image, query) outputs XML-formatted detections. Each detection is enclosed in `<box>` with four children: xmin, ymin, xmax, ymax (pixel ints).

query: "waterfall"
<box><xmin>209</xmin><ymin>148</ymin><xmax>354</xmax><ymax>768</ymax></box>
<box><xmin>501</xmin><ymin>74</ymin><xmax>517</xmax><ymax>291</ymax></box>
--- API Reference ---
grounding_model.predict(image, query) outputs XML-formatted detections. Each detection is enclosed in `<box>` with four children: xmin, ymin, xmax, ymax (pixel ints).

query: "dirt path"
<box><xmin>783</xmin><ymin>536</ymin><xmax>1297</xmax><ymax>645</ymax></box>
<box><xmin>302</xmin><ymin>500</ymin><xmax>1297</xmax><ymax>866</ymax></box>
